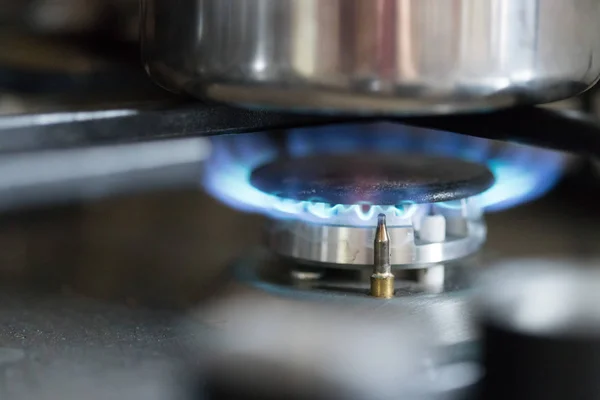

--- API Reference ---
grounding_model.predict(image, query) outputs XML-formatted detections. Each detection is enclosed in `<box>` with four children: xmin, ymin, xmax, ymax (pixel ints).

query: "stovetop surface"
<box><xmin>0</xmin><ymin>170</ymin><xmax>596</xmax><ymax>398</ymax></box>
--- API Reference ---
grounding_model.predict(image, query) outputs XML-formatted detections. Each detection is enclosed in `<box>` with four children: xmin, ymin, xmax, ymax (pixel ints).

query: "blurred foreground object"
<box><xmin>479</xmin><ymin>260</ymin><xmax>600</xmax><ymax>400</ymax></box>
<box><xmin>190</xmin><ymin>294</ymin><xmax>482</xmax><ymax>400</ymax></box>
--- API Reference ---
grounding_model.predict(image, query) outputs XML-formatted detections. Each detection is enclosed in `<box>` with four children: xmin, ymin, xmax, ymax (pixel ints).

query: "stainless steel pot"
<box><xmin>142</xmin><ymin>0</ymin><xmax>600</xmax><ymax>115</ymax></box>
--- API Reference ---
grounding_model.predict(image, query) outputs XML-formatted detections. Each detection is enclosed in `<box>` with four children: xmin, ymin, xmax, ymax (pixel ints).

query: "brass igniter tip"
<box><xmin>370</xmin><ymin>273</ymin><xmax>395</xmax><ymax>299</ymax></box>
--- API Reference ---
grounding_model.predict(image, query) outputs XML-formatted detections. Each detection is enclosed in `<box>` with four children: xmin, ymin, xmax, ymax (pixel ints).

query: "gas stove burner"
<box><xmin>204</xmin><ymin>122</ymin><xmax>561</xmax><ymax>269</ymax></box>
<box><xmin>200</xmin><ymin>122</ymin><xmax>568</xmax><ymax>363</ymax></box>
<box><xmin>252</xmin><ymin>153</ymin><xmax>491</xmax><ymax>267</ymax></box>
<box><xmin>250</xmin><ymin>154</ymin><xmax>495</xmax><ymax>205</ymax></box>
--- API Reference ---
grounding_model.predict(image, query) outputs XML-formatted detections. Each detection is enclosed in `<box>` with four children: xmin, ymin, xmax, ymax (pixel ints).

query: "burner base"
<box><xmin>269</xmin><ymin>215</ymin><xmax>486</xmax><ymax>268</ymax></box>
<box><xmin>233</xmin><ymin>250</ymin><xmax>480</xmax><ymax>347</ymax></box>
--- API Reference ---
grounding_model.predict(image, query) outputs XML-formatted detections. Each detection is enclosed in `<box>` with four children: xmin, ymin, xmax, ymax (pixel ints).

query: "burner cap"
<box><xmin>250</xmin><ymin>154</ymin><xmax>494</xmax><ymax>205</ymax></box>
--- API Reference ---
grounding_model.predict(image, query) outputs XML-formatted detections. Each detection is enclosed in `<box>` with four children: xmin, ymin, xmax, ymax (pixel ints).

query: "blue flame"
<box><xmin>203</xmin><ymin>123</ymin><xmax>566</xmax><ymax>221</ymax></box>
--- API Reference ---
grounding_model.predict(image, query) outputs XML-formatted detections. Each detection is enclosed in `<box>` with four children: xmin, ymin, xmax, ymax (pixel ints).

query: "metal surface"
<box><xmin>403</xmin><ymin>107</ymin><xmax>600</xmax><ymax>158</ymax></box>
<box><xmin>249</xmin><ymin>153</ymin><xmax>494</xmax><ymax>205</ymax></box>
<box><xmin>0</xmin><ymin>102</ymin><xmax>349</xmax><ymax>154</ymax></box>
<box><xmin>142</xmin><ymin>0</ymin><xmax>600</xmax><ymax>114</ymax></box>
<box><xmin>234</xmin><ymin>251</ymin><xmax>478</xmax><ymax>346</ymax></box>
<box><xmin>0</xmin><ymin>101</ymin><xmax>599</xmax><ymax>156</ymax></box>
<box><xmin>0</xmin><ymin>286</ymin><xmax>187</xmax><ymax>400</ymax></box>
<box><xmin>268</xmin><ymin>202</ymin><xmax>486</xmax><ymax>268</ymax></box>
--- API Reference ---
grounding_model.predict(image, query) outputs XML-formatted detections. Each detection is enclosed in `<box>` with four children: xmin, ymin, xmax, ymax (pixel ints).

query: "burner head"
<box><xmin>250</xmin><ymin>154</ymin><xmax>495</xmax><ymax>205</ymax></box>
<box><xmin>203</xmin><ymin>123</ymin><xmax>566</xmax><ymax>223</ymax></box>
<box><xmin>249</xmin><ymin>153</ymin><xmax>491</xmax><ymax>267</ymax></box>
